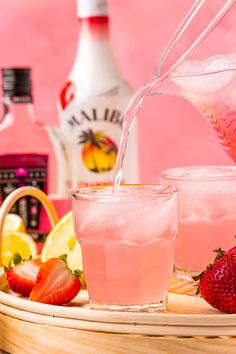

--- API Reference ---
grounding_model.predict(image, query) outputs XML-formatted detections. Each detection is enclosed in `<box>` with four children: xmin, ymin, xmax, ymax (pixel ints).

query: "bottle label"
<box><xmin>0</xmin><ymin>154</ymin><xmax>48</xmax><ymax>242</ymax></box>
<box><xmin>59</xmin><ymin>83</ymin><xmax>131</xmax><ymax>188</ymax></box>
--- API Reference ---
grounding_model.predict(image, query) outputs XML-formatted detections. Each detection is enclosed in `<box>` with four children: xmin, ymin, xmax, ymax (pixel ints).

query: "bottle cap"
<box><xmin>2</xmin><ymin>67</ymin><xmax>32</xmax><ymax>103</ymax></box>
<box><xmin>77</xmin><ymin>0</ymin><xmax>108</xmax><ymax>18</ymax></box>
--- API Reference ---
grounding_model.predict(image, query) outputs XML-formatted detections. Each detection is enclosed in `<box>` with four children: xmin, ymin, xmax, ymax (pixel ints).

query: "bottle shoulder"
<box><xmin>58</xmin><ymin>75</ymin><xmax>134</xmax><ymax>113</ymax></box>
<box><xmin>0</xmin><ymin>112</ymin><xmax>54</xmax><ymax>151</ymax></box>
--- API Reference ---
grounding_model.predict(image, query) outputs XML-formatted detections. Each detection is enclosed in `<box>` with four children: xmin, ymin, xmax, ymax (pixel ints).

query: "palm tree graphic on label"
<box><xmin>78</xmin><ymin>129</ymin><xmax>118</xmax><ymax>173</ymax></box>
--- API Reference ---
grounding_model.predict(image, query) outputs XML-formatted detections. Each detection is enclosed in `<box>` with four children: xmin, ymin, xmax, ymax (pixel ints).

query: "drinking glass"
<box><xmin>161</xmin><ymin>166</ymin><xmax>236</xmax><ymax>279</ymax></box>
<box><xmin>72</xmin><ymin>185</ymin><xmax>178</xmax><ymax>312</ymax></box>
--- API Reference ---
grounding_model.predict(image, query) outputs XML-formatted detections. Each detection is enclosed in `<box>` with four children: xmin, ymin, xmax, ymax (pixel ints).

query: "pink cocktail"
<box><xmin>72</xmin><ymin>185</ymin><xmax>177</xmax><ymax>312</ymax></box>
<box><xmin>161</xmin><ymin>166</ymin><xmax>236</xmax><ymax>278</ymax></box>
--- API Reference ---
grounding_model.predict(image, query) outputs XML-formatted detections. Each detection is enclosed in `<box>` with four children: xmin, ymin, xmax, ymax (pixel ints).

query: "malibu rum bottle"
<box><xmin>58</xmin><ymin>0</ymin><xmax>139</xmax><ymax>188</ymax></box>
<box><xmin>0</xmin><ymin>68</ymin><xmax>69</xmax><ymax>241</ymax></box>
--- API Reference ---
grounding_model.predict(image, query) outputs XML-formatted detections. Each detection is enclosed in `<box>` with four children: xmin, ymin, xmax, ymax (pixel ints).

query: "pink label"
<box><xmin>0</xmin><ymin>153</ymin><xmax>48</xmax><ymax>242</ymax></box>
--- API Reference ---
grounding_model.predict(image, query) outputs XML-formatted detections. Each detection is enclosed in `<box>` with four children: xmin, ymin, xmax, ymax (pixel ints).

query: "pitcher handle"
<box><xmin>0</xmin><ymin>186</ymin><xmax>59</xmax><ymax>265</ymax></box>
<box><xmin>154</xmin><ymin>0</ymin><xmax>205</xmax><ymax>78</ymax></box>
<box><xmin>154</xmin><ymin>0</ymin><xmax>236</xmax><ymax>79</ymax></box>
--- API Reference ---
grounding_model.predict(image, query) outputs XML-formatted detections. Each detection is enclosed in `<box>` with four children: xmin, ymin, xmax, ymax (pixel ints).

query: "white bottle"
<box><xmin>58</xmin><ymin>0</ymin><xmax>139</xmax><ymax>188</ymax></box>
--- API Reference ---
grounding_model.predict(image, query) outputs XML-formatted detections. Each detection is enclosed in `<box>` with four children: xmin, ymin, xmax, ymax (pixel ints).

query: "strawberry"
<box><xmin>30</xmin><ymin>256</ymin><xmax>81</xmax><ymax>305</ymax></box>
<box><xmin>6</xmin><ymin>253</ymin><xmax>42</xmax><ymax>297</ymax></box>
<box><xmin>193</xmin><ymin>246</ymin><xmax>236</xmax><ymax>314</ymax></box>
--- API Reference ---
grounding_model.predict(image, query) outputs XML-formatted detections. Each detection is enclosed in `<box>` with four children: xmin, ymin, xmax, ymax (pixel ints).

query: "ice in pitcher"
<box><xmin>171</xmin><ymin>53</ymin><xmax>236</xmax><ymax>162</ymax></box>
<box><xmin>73</xmin><ymin>185</ymin><xmax>177</xmax><ymax>311</ymax></box>
<box><xmin>172</xmin><ymin>54</ymin><xmax>236</xmax><ymax>94</ymax></box>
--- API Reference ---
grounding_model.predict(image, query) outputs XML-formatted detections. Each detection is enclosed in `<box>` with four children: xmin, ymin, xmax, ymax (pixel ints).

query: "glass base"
<box><xmin>89</xmin><ymin>298</ymin><xmax>167</xmax><ymax>312</ymax></box>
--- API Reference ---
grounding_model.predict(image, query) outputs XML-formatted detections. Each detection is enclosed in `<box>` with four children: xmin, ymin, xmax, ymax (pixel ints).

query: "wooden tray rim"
<box><xmin>1</xmin><ymin>300</ymin><xmax>236</xmax><ymax>338</ymax></box>
<box><xmin>1</xmin><ymin>289</ymin><xmax>236</xmax><ymax>327</ymax></box>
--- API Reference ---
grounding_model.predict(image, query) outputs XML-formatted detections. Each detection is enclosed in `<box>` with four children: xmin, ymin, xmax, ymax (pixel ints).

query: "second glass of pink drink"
<box><xmin>72</xmin><ymin>185</ymin><xmax>177</xmax><ymax>312</ymax></box>
<box><xmin>161</xmin><ymin>166</ymin><xmax>236</xmax><ymax>279</ymax></box>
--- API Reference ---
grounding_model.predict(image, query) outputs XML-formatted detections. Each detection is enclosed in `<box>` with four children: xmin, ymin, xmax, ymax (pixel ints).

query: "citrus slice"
<box><xmin>3</xmin><ymin>213</ymin><xmax>26</xmax><ymax>233</ymax></box>
<box><xmin>1</xmin><ymin>231</ymin><xmax>38</xmax><ymax>267</ymax></box>
<box><xmin>41</xmin><ymin>211</ymin><xmax>83</xmax><ymax>271</ymax></box>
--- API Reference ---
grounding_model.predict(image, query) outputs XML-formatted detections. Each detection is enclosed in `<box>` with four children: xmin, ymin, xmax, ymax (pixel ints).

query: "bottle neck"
<box><xmin>78</xmin><ymin>16</ymin><xmax>109</xmax><ymax>41</ymax></box>
<box><xmin>69</xmin><ymin>15</ymin><xmax>122</xmax><ymax>89</ymax></box>
<box><xmin>2</xmin><ymin>97</ymin><xmax>37</xmax><ymax>125</ymax></box>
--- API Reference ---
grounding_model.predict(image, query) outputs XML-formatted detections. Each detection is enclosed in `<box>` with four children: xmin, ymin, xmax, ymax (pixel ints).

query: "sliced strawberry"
<box><xmin>30</xmin><ymin>257</ymin><xmax>81</xmax><ymax>305</ymax></box>
<box><xmin>6</xmin><ymin>254</ymin><xmax>42</xmax><ymax>297</ymax></box>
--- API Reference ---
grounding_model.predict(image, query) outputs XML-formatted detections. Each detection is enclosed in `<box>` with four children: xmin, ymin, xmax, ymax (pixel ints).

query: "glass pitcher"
<box><xmin>151</xmin><ymin>0</ymin><xmax>236</xmax><ymax>163</ymax></box>
<box><xmin>113</xmin><ymin>0</ymin><xmax>236</xmax><ymax>191</ymax></box>
<box><xmin>124</xmin><ymin>0</ymin><xmax>236</xmax><ymax>164</ymax></box>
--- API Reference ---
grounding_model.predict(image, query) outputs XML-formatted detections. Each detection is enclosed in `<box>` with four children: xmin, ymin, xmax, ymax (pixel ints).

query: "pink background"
<box><xmin>0</xmin><ymin>0</ymin><xmax>232</xmax><ymax>183</ymax></box>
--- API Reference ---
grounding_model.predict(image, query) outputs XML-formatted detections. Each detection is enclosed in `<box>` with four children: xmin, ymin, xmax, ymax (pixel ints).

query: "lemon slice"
<box><xmin>2</xmin><ymin>231</ymin><xmax>38</xmax><ymax>267</ymax></box>
<box><xmin>3</xmin><ymin>213</ymin><xmax>26</xmax><ymax>233</ymax></box>
<box><xmin>41</xmin><ymin>211</ymin><xmax>83</xmax><ymax>271</ymax></box>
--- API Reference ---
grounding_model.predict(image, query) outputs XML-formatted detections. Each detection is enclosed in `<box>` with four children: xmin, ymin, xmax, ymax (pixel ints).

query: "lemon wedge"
<box><xmin>2</xmin><ymin>231</ymin><xmax>37</xmax><ymax>266</ymax></box>
<box><xmin>41</xmin><ymin>211</ymin><xmax>83</xmax><ymax>271</ymax></box>
<box><xmin>3</xmin><ymin>213</ymin><xmax>26</xmax><ymax>233</ymax></box>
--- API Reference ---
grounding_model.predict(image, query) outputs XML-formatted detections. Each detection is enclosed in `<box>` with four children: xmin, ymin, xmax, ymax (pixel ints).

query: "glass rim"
<box><xmin>72</xmin><ymin>184</ymin><xmax>178</xmax><ymax>202</ymax></box>
<box><xmin>171</xmin><ymin>66</ymin><xmax>236</xmax><ymax>79</ymax></box>
<box><xmin>161</xmin><ymin>165</ymin><xmax>236</xmax><ymax>182</ymax></box>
